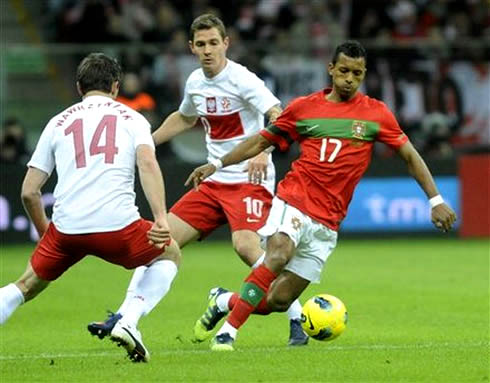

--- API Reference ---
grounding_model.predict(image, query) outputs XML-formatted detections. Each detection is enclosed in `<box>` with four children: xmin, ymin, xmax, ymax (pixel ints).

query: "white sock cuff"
<box><xmin>251</xmin><ymin>252</ymin><xmax>266</xmax><ymax>269</ymax></box>
<box><xmin>7</xmin><ymin>283</ymin><xmax>25</xmax><ymax>305</ymax></box>
<box><xmin>216</xmin><ymin>292</ymin><xmax>233</xmax><ymax>313</ymax></box>
<box><xmin>217</xmin><ymin>321</ymin><xmax>238</xmax><ymax>339</ymax></box>
<box><xmin>156</xmin><ymin>259</ymin><xmax>178</xmax><ymax>278</ymax></box>
<box><xmin>286</xmin><ymin>299</ymin><xmax>303</xmax><ymax>321</ymax></box>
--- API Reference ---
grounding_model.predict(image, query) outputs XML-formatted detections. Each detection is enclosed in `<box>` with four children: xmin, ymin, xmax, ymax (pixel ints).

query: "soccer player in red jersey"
<box><xmin>0</xmin><ymin>53</ymin><xmax>180</xmax><ymax>362</ymax></box>
<box><xmin>186</xmin><ymin>40</ymin><xmax>457</xmax><ymax>350</ymax></box>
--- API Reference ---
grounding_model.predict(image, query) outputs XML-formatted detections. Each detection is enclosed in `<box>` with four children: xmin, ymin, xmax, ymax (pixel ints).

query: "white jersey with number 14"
<box><xmin>179</xmin><ymin>59</ymin><xmax>280</xmax><ymax>195</ymax></box>
<box><xmin>28</xmin><ymin>94</ymin><xmax>154</xmax><ymax>234</ymax></box>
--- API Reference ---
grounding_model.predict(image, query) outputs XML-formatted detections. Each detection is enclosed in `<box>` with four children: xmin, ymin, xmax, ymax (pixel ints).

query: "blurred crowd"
<box><xmin>2</xmin><ymin>0</ymin><xmax>488</xmax><ymax>165</ymax></box>
<box><xmin>43</xmin><ymin>0</ymin><xmax>489</xmax><ymax>46</ymax></box>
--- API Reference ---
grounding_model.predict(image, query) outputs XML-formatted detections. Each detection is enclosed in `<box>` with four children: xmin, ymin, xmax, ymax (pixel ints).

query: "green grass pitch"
<box><xmin>1</xmin><ymin>238</ymin><xmax>488</xmax><ymax>382</ymax></box>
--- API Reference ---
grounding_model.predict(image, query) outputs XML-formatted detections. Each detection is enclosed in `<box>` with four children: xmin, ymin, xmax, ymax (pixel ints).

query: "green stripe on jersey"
<box><xmin>296</xmin><ymin>118</ymin><xmax>380</xmax><ymax>141</ymax></box>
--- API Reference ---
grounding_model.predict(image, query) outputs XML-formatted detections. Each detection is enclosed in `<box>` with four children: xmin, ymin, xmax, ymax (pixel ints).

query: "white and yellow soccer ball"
<box><xmin>301</xmin><ymin>294</ymin><xmax>348</xmax><ymax>341</ymax></box>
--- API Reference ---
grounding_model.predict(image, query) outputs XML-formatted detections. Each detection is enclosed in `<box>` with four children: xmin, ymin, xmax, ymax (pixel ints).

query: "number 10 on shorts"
<box><xmin>243</xmin><ymin>196</ymin><xmax>264</xmax><ymax>218</ymax></box>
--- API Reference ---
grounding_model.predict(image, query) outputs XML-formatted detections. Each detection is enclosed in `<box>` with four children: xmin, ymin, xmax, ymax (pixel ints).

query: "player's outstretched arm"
<box><xmin>185</xmin><ymin>134</ymin><xmax>273</xmax><ymax>190</ymax></box>
<box><xmin>397</xmin><ymin>141</ymin><xmax>457</xmax><ymax>232</ymax></box>
<box><xmin>247</xmin><ymin>104</ymin><xmax>283</xmax><ymax>184</ymax></box>
<box><xmin>265</xmin><ymin>104</ymin><xmax>282</xmax><ymax>124</ymax></box>
<box><xmin>152</xmin><ymin>111</ymin><xmax>198</xmax><ymax>146</ymax></box>
<box><xmin>136</xmin><ymin>144</ymin><xmax>171</xmax><ymax>247</ymax></box>
<box><xmin>21</xmin><ymin>167</ymin><xmax>50</xmax><ymax>238</ymax></box>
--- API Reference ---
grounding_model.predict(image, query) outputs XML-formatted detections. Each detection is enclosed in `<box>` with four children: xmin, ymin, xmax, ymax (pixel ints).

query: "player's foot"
<box><xmin>193</xmin><ymin>287</ymin><xmax>229</xmax><ymax>343</ymax></box>
<box><xmin>210</xmin><ymin>332</ymin><xmax>234</xmax><ymax>351</ymax></box>
<box><xmin>288</xmin><ymin>319</ymin><xmax>309</xmax><ymax>346</ymax></box>
<box><xmin>87</xmin><ymin>311</ymin><xmax>122</xmax><ymax>340</ymax></box>
<box><xmin>110</xmin><ymin>321</ymin><xmax>150</xmax><ymax>363</ymax></box>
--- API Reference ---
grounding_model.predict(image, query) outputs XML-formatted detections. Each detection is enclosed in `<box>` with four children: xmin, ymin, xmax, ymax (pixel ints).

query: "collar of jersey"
<box><xmin>203</xmin><ymin>59</ymin><xmax>230</xmax><ymax>82</ymax></box>
<box><xmin>82</xmin><ymin>94</ymin><xmax>113</xmax><ymax>103</ymax></box>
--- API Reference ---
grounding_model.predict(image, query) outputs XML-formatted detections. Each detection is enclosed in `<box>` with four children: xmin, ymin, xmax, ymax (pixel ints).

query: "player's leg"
<box><xmin>0</xmin><ymin>262</ymin><xmax>49</xmax><ymax>324</ymax></box>
<box><xmin>115</xmin><ymin>239</ymin><xmax>181</xmax><ymax>328</ymax></box>
<box><xmin>114</xmin><ymin>183</ymin><xmax>220</xmax><ymax>323</ymax></box>
<box><xmin>2</xmin><ymin>223</ymin><xmax>84</xmax><ymax>324</ymax></box>
<box><xmin>87</xmin><ymin>213</ymin><xmax>199</xmax><ymax>338</ymax></box>
<box><xmin>115</xmin><ymin>213</ymin><xmax>197</xmax><ymax>315</ymax></box>
<box><xmin>192</xmin><ymin>229</ymin><xmax>263</xmax><ymax>342</ymax></box>
<box><xmin>210</xmin><ymin>232</ymin><xmax>296</xmax><ymax>351</ymax></box>
<box><xmin>84</xmin><ymin>219</ymin><xmax>182</xmax><ymax>362</ymax></box>
<box><xmin>110</xmin><ymin>239</ymin><xmax>181</xmax><ymax>362</ymax></box>
<box><xmin>231</xmin><ymin>229</ymin><xmax>307</xmax><ymax>345</ymax></box>
<box><xmin>266</xmin><ymin>270</ymin><xmax>310</xmax><ymax>312</ymax></box>
<box><xmin>231</xmin><ymin>229</ymin><xmax>263</xmax><ymax>266</ymax></box>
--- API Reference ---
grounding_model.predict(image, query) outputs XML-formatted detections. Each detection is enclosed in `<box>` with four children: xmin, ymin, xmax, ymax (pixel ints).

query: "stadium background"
<box><xmin>0</xmin><ymin>2</ymin><xmax>489</xmax><ymax>381</ymax></box>
<box><xmin>1</xmin><ymin>0</ymin><xmax>489</xmax><ymax>242</ymax></box>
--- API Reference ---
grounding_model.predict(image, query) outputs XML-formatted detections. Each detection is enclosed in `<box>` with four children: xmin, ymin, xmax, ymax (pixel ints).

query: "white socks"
<box><xmin>286</xmin><ymin>299</ymin><xmax>303</xmax><ymax>321</ymax></box>
<box><xmin>0</xmin><ymin>283</ymin><xmax>25</xmax><ymax>324</ymax></box>
<box><xmin>216</xmin><ymin>321</ymin><xmax>238</xmax><ymax>339</ymax></box>
<box><xmin>216</xmin><ymin>292</ymin><xmax>234</xmax><ymax>313</ymax></box>
<box><xmin>251</xmin><ymin>253</ymin><xmax>265</xmax><ymax>269</ymax></box>
<box><xmin>118</xmin><ymin>260</ymin><xmax>178</xmax><ymax>327</ymax></box>
<box><xmin>117</xmin><ymin>265</ymin><xmax>147</xmax><ymax>315</ymax></box>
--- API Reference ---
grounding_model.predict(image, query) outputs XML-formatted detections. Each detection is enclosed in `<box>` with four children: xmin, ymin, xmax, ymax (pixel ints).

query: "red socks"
<box><xmin>227</xmin><ymin>265</ymin><xmax>277</xmax><ymax>329</ymax></box>
<box><xmin>228</xmin><ymin>293</ymin><xmax>271</xmax><ymax>315</ymax></box>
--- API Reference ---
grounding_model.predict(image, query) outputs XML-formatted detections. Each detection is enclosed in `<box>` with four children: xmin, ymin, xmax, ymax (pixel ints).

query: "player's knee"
<box><xmin>267</xmin><ymin>233</ymin><xmax>294</xmax><ymax>257</ymax></box>
<box><xmin>233</xmin><ymin>242</ymin><xmax>258</xmax><ymax>266</ymax></box>
<box><xmin>160</xmin><ymin>239</ymin><xmax>181</xmax><ymax>266</ymax></box>
<box><xmin>264</xmin><ymin>234</ymin><xmax>295</xmax><ymax>272</ymax></box>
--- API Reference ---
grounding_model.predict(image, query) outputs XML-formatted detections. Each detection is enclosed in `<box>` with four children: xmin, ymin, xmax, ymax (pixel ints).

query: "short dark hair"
<box><xmin>76</xmin><ymin>53</ymin><xmax>122</xmax><ymax>95</ymax></box>
<box><xmin>189</xmin><ymin>13</ymin><xmax>226</xmax><ymax>42</ymax></box>
<box><xmin>332</xmin><ymin>40</ymin><xmax>367</xmax><ymax>64</ymax></box>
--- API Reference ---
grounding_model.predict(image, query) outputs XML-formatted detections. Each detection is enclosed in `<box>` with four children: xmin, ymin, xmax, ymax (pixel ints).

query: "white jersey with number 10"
<box><xmin>27</xmin><ymin>95</ymin><xmax>154</xmax><ymax>234</ymax></box>
<box><xmin>179</xmin><ymin>59</ymin><xmax>280</xmax><ymax>195</ymax></box>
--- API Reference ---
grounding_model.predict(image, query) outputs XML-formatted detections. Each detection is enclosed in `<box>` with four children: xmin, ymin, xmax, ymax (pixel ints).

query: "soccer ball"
<box><xmin>300</xmin><ymin>294</ymin><xmax>348</xmax><ymax>341</ymax></box>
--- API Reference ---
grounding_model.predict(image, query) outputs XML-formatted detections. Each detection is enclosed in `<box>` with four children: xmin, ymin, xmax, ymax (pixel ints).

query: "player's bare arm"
<box><xmin>265</xmin><ymin>104</ymin><xmax>282</xmax><ymax>124</ymax></box>
<box><xmin>185</xmin><ymin>134</ymin><xmax>273</xmax><ymax>190</ymax></box>
<box><xmin>21</xmin><ymin>167</ymin><xmax>50</xmax><ymax>238</ymax></box>
<box><xmin>152</xmin><ymin>111</ymin><xmax>198</xmax><ymax>146</ymax></box>
<box><xmin>397</xmin><ymin>141</ymin><xmax>457</xmax><ymax>232</ymax></box>
<box><xmin>136</xmin><ymin>144</ymin><xmax>171</xmax><ymax>247</ymax></box>
<box><xmin>247</xmin><ymin>104</ymin><xmax>283</xmax><ymax>184</ymax></box>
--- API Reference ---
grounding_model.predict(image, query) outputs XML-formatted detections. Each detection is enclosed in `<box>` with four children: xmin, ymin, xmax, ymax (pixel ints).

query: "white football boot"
<box><xmin>110</xmin><ymin>320</ymin><xmax>150</xmax><ymax>362</ymax></box>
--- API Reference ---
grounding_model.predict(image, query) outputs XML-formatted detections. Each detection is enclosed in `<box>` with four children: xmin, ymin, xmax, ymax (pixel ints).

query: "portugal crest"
<box><xmin>351</xmin><ymin>120</ymin><xmax>366</xmax><ymax>140</ymax></box>
<box><xmin>291</xmin><ymin>217</ymin><xmax>302</xmax><ymax>231</ymax></box>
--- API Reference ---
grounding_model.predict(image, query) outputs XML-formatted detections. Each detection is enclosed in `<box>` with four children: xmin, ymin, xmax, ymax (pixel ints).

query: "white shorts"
<box><xmin>257</xmin><ymin>197</ymin><xmax>338</xmax><ymax>283</ymax></box>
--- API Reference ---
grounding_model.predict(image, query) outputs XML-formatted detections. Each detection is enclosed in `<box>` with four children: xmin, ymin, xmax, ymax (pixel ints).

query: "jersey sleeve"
<box><xmin>239</xmin><ymin>69</ymin><xmax>280</xmax><ymax>115</ymax></box>
<box><xmin>377</xmin><ymin>103</ymin><xmax>409</xmax><ymax>149</ymax></box>
<box><xmin>27</xmin><ymin>121</ymin><xmax>55</xmax><ymax>175</ymax></box>
<box><xmin>260</xmin><ymin>99</ymin><xmax>301</xmax><ymax>151</ymax></box>
<box><xmin>132</xmin><ymin>115</ymin><xmax>155</xmax><ymax>150</ymax></box>
<box><xmin>178</xmin><ymin>78</ymin><xmax>198</xmax><ymax>117</ymax></box>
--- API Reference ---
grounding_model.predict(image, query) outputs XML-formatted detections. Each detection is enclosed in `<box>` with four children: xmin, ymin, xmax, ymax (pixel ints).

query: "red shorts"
<box><xmin>170</xmin><ymin>181</ymin><xmax>272</xmax><ymax>238</ymax></box>
<box><xmin>30</xmin><ymin>219</ymin><xmax>164</xmax><ymax>281</ymax></box>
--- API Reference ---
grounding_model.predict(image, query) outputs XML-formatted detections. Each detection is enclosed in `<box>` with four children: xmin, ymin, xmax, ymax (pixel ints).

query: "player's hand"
<box><xmin>431</xmin><ymin>203</ymin><xmax>457</xmax><ymax>232</ymax></box>
<box><xmin>185</xmin><ymin>164</ymin><xmax>216</xmax><ymax>190</ymax></box>
<box><xmin>147</xmin><ymin>217</ymin><xmax>171</xmax><ymax>249</ymax></box>
<box><xmin>247</xmin><ymin>152</ymin><xmax>268</xmax><ymax>185</ymax></box>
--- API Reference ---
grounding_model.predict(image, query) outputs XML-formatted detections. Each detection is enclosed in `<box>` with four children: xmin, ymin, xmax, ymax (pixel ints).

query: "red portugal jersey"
<box><xmin>260</xmin><ymin>88</ymin><xmax>409</xmax><ymax>231</ymax></box>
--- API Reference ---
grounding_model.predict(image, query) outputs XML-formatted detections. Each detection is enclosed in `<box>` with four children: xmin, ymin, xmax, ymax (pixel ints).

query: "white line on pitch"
<box><xmin>0</xmin><ymin>341</ymin><xmax>487</xmax><ymax>361</ymax></box>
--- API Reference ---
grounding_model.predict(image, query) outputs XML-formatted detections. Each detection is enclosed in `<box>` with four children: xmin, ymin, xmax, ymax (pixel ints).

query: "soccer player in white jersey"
<box><xmin>88</xmin><ymin>14</ymin><xmax>308</xmax><ymax>346</ymax></box>
<box><xmin>0</xmin><ymin>53</ymin><xmax>180</xmax><ymax>363</ymax></box>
